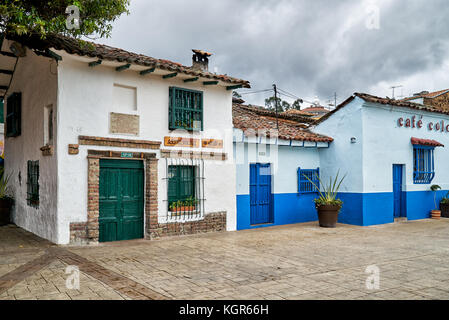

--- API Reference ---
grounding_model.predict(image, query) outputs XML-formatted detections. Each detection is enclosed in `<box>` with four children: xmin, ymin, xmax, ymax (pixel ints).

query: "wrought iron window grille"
<box><xmin>298</xmin><ymin>167</ymin><xmax>320</xmax><ymax>193</ymax></box>
<box><xmin>413</xmin><ymin>145</ymin><xmax>435</xmax><ymax>184</ymax></box>
<box><xmin>163</xmin><ymin>158</ymin><xmax>205</xmax><ymax>221</ymax></box>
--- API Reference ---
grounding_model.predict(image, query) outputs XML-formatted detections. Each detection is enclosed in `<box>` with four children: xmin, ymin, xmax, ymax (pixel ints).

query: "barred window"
<box><xmin>169</xmin><ymin>87</ymin><xmax>203</xmax><ymax>131</ymax></box>
<box><xmin>27</xmin><ymin>160</ymin><xmax>39</xmax><ymax>208</ymax></box>
<box><xmin>165</xmin><ymin>158</ymin><xmax>204</xmax><ymax>220</ymax></box>
<box><xmin>413</xmin><ymin>146</ymin><xmax>435</xmax><ymax>184</ymax></box>
<box><xmin>298</xmin><ymin>167</ymin><xmax>320</xmax><ymax>193</ymax></box>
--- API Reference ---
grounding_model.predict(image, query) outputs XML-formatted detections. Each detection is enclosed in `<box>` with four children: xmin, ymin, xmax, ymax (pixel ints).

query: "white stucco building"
<box><xmin>0</xmin><ymin>34</ymin><xmax>249</xmax><ymax>244</ymax></box>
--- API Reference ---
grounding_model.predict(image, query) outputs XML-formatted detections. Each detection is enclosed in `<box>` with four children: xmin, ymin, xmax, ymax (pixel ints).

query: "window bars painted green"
<box><xmin>6</xmin><ymin>92</ymin><xmax>21</xmax><ymax>137</ymax></box>
<box><xmin>298</xmin><ymin>167</ymin><xmax>320</xmax><ymax>193</ymax></box>
<box><xmin>27</xmin><ymin>160</ymin><xmax>39</xmax><ymax>208</ymax></box>
<box><xmin>169</xmin><ymin>87</ymin><xmax>203</xmax><ymax>131</ymax></box>
<box><xmin>413</xmin><ymin>145</ymin><xmax>435</xmax><ymax>184</ymax></box>
<box><xmin>165</xmin><ymin>158</ymin><xmax>205</xmax><ymax>220</ymax></box>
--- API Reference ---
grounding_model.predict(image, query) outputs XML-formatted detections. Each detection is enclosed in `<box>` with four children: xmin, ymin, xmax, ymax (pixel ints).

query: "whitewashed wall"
<box><xmin>315</xmin><ymin>97</ymin><xmax>364</xmax><ymax>193</ymax></box>
<box><xmin>56</xmin><ymin>54</ymin><xmax>236</xmax><ymax>244</ymax></box>
<box><xmin>4</xmin><ymin>43</ymin><xmax>59</xmax><ymax>242</ymax></box>
<box><xmin>315</xmin><ymin>97</ymin><xmax>449</xmax><ymax>195</ymax></box>
<box><xmin>362</xmin><ymin>102</ymin><xmax>449</xmax><ymax>193</ymax></box>
<box><xmin>234</xmin><ymin>141</ymin><xmax>320</xmax><ymax>195</ymax></box>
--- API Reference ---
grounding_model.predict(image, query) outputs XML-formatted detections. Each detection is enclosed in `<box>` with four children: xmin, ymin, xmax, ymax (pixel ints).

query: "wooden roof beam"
<box><xmin>139</xmin><ymin>67</ymin><xmax>155</xmax><ymax>75</ymax></box>
<box><xmin>163</xmin><ymin>72</ymin><xmax>178</xmax><ymax>79</ymax></box>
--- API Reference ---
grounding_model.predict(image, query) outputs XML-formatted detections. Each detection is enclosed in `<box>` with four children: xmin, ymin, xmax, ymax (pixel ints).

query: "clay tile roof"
<box><xmin>233</xmin><ymin>104</ymin><xmax>333</xmax><ymax>143</ymax></box>
<box><xmin>283</xmin><ymin>109</ymin><xmax>314</xmax><ymax>116</ymax></box>
<box><xmin>6</xmin><ymin>33</ymin><xmax>249</xmax><ymax>88</ymax></box>
<box><xmin>301</xmin><ymin>106</ymin><xmax>329</xmax><ymax>113</ymax></box>
<box><xmin>315</xmin><ymin>92</ymin><xmax>449</xmax><ymax>124</ymax></box>
<box><xmin>403</xmin><ymin>89</ymin><xmax>449</xmax><ymax>101</ymax></box>
<box><xmin>411</xmin><ymin>137</ymin><xmax>444</xmax><ymax>148</ymax></box>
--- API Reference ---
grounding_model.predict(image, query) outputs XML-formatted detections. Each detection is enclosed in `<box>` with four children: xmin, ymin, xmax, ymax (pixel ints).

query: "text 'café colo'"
<box><xmin>398</xmin><ymin>116</ymin><xmax>449</xmax><ymax>132</ymax></box>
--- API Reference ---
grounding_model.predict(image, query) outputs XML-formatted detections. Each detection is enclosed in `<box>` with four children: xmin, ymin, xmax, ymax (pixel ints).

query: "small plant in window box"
<box><xmin>440</xmin><ymin>192</ymin><xmax>449</xmax><ymax>218</ymax></box>
<box><xmin>303</xmin><ymin>171</ymin><xmax>346</xmax><ymax>228</ymax></box>
<box><xmin>0</xmin><ymin>168</ymin><xmax>14</xmax><ymax>226</ymax></box>
<box><xmin>430</xmin><ymin>185</ymin><xmax>442</xmax><ymax>219</ymax></box>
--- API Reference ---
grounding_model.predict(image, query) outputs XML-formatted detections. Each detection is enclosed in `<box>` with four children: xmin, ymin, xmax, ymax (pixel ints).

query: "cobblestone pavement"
<box><xmin>1</xmin><ymin>219</ymin><xmax>449</xmax><ymax>300</ymax></box>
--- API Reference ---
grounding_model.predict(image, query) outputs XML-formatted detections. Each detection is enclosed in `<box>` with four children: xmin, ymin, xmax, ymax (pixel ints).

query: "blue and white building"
<box><xmin>233</xmin><ymin>104</ymin><xmax>333</xmax><ymax>230</ymax></box>
<box><xmin>234</xmin><ymin>92</ymin><xmax>449</xmax><ymax>230</ymax></box>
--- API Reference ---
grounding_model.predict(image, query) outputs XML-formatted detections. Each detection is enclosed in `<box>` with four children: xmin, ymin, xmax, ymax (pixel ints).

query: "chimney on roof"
<box><xmin>192</xmin><ymin>49</ymin><xmax>212</xmax><ymax>72</ymax></box>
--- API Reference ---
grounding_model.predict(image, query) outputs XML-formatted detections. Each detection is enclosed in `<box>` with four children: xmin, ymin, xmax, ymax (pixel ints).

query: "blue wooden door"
<box><xmin>393</xmin><ymin>164</ymin><xmax>404</xmax><ymax>218</ymax></box>
<box><xmin>250</xmin><ymin>163</ymin><xmax>273</xmax><ymax>225</ymax></box>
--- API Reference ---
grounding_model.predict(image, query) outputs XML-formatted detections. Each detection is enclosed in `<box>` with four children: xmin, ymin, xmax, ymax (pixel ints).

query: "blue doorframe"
<box><xmin>250</xmin><ymin>163</ymin><xmax>273</xmax><ymax>225</ymax></box>
<box><xmin>393</xmin><ymin>164</ymin><xmax>405</xmax><ymax>218</ymax></box>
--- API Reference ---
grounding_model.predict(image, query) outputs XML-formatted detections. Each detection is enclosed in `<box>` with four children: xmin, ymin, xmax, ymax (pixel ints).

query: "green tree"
<box><xmin>292</xmin><ymin>99</ymin><xmax>303</xmax><ymax>110</ymax></box>
<box><xmin>265</xmin><ymin>96</ymin><xmax>291</xmax><ymax>112</ymax></box>
<box><xmin>0</xmin><ymin>0</ymin><xmax>130</xmax><ymax>38</ymax></box>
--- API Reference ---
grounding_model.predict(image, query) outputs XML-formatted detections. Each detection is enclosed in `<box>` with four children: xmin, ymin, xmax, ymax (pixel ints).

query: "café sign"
<box><xmin>398</xmin><ymin>115</ymin><xmax>449</xmax><ymax>133</ymax></box>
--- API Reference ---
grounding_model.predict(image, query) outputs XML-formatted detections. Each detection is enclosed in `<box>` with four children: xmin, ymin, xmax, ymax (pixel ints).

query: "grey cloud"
<box><xmin>98</xmin><ymin>0</ymin><xmax>449</xmax><ymax>105</ymax></box>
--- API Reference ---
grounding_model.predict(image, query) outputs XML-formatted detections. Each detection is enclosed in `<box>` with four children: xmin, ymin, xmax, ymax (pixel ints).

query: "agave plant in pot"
<box><xmin>0</xmin><ymin>168</ymin><xmax>14</xmax><ymax>226</ymax></box>
<box><xmin>304</xmin><ymin>171</ymin><xmax>346</xmax><ymax>228</ymax></box>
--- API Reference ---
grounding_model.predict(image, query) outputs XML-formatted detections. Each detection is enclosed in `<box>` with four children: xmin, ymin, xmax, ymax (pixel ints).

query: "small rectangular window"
<box><xmin>413</xmin><ymin>146</ymin><xmax>435</xmax><ymax>184</ymax></box>
<box><xmin>27</xmin><ymin>160</ymin><xmax>39</xmax><ymax>208</ymax></box>
<box><xmin>6</xmin><ymin>92</ymin><xmax>21</xmax><ymax>137</ymax></box>
<box><xmin>298</xmin><ymin>168</ymin><xmax>320</xmax><ymax>193</ymax></box>
<box><xmin>169</xmin><ymin>87</ymin><xmax>203</xmax><ymax>131</ymax></box>
<box><xmin>44</xmin><ymin>104</ymin><xmax>53</xmax><ymax>145</ymax></box>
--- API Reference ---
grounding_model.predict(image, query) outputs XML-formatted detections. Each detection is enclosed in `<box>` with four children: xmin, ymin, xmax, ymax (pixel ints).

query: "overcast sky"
<box><xmin>96</xmin><ymin>0</ymin><xmax>449</xmax><ymax>108</ymax></box>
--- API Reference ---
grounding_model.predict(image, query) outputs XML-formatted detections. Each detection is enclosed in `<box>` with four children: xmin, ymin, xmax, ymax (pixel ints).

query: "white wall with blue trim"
<box><xmin>316</xmin><ymin>96</ymin><xmax>449</xmax><ymax>226</ymax></box>
<box><xmin>234</xmin><ymin>135</ymin><xmax>324</xmax><ymax>230</ymax></box>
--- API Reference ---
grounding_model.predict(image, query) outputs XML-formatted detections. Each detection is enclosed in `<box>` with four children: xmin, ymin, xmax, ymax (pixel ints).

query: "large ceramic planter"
<box><xmin>0</xmin><ymin>198</ymin><xmax>12</xmax><ymax>226</ymax></box>
<box><xmin>317</xmin><ymin>204</ymin><xmax>342</xmax><ymax>228</ymax></box>
<box><xmin>440</xmin><ymin>203</ymin><xmax>449</xmax><ymax>218</ymax></box>
<box><xmin>431</xmin><ymin>210</ymin><xmax>441</xmax><ymax>220</ymax></box>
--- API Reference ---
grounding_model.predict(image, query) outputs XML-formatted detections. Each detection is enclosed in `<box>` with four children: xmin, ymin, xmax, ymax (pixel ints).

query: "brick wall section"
<box><xmin>69</xmin><ymin>222</ymin><xmax>88</xmax><ymax>244</ymax></box>
<box><xmin>70</xmin><ymin>149</ymin><xmax>226</xmax><ymax>244</ymax></box>
<box><xmin>87</xmin><ymin>157</ymin><xmax>100</xmax><ymax>242</ymax></box>
<box><xmin>148</xmin><ymin>212</ymin><xmax>227</xmax><ymax>239</ymax></box>
<box><xmin>79</xmin><ymin>136</ymin><xmax>161</xmax><ymax>149</ymax></box>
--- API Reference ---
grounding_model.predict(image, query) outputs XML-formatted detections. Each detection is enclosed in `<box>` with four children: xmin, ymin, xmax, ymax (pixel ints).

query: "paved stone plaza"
<box><xmin>1</xmin><ymin>219</ymin><xmax>449</xmax><ymax>300</ymax></box>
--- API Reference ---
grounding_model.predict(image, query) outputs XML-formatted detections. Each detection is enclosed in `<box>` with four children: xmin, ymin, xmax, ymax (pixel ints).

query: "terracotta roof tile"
<box><xmin>233</xmin><ymin>104</ymin><xmax>333</xmax><ymax>143</ymax></box>
<box><xmin>315</xmin><ymin>92</ymin><xmax>449</xmax><ymax>124</ymax></box>
<box><xmin>411</xmin><ymin>137</ymin><xmax>444</xmax><ymax>147</ymax></box>
<box><xmin>6</xmin><ymin>33</ymin><xmax>250</xmax><ymax>88</ymax></box>
<box><xmin>403</xmin><ymin>89</ymin><xmax>449</xmax><ymax>101</ymax></box>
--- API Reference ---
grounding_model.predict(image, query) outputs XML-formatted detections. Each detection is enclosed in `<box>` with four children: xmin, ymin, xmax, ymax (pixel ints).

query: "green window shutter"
<box><xmin>167</xmin><ymin>165</ymin><xmax>196</xmax><ymax>205</ymax></box>
<box><xmin>6</xmin><ymin>92</ymin><xmax>21</xmax><ymax>137</ymax></box>
<box><xmin>168</xmin><ymin>87</ymin><xmax>203</xmax><ymax>131</ymax></box>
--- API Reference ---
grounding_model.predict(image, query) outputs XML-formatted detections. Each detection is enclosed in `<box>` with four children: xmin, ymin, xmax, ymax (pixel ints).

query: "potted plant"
<box><xmin>440</xmin><ymin>192</ymin><xmax>449</xmax><ymax>218</ymax></box>
<box><xmin>0</xmin><ymin>168</ymin><xmax>14</xmax><ymax>226</ymax></box>
<box><xmin>304</xmin><ymin>171</ymin><xmax>346</xmax><ymax>228</ymax></box>
<box><xmin>430</xmin><ymin>184</ymin><xmax>442</xmax><ymax>219</ymax></box>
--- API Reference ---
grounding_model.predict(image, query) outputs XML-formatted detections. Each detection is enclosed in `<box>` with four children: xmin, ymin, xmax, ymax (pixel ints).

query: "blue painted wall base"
<box><xmin>236</xmin><ymin>190</ymin><xmax>449</xmax><ymax>230</ymax></box>
<box><xmin>237</xmin><ymin>193</ymin><xmax>318</xmax><ymax>230</ymax></box>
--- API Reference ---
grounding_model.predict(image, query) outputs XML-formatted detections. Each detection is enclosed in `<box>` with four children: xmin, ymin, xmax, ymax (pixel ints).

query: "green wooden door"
<box><xmin>99</xmin><ymin>159</ymin><xmax>144</xmax><ymax>242</ymax></box>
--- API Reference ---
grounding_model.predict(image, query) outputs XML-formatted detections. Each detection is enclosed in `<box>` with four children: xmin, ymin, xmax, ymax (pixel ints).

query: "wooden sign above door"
<box><xmin>164</xmin><ymin>137</ymin><xmax>200</xmax><ymax>148</ymax></box>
